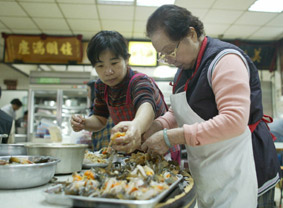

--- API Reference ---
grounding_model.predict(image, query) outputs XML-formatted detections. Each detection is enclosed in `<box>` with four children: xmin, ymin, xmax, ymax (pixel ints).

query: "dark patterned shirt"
<box><xmin>93</xmin><ymin>68</ymin><xmax>167</xmax><ymax>119</ymax></box>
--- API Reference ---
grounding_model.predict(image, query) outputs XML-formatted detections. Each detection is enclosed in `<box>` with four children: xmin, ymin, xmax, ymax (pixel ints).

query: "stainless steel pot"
<box><xmin>0</xmin><ymin>144</ymin><xmax>27</xmax><ymax>156</ymax></box>
<box><xmin>0</xmin><ymin>155</ymin><xmax>60</xmax><ymax>189</ymax></box>
<box><xmin>25</xmin><ymin>143</ymin><xmax>88</xmax><ymax>174</ymax></box>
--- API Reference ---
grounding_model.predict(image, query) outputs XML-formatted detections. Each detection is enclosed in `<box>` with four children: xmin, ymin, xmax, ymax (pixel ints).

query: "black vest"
<box><xmin>173</xmin><ymin>36</ymin><xmax>281</xmax><ymax>194</ymax></box>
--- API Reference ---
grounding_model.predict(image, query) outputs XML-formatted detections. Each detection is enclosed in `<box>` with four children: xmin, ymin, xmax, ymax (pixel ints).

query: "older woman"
<box><xmin>141</xmin><ymin>5</ymin><xmax>280</xmax><ymax>208</ymax></box>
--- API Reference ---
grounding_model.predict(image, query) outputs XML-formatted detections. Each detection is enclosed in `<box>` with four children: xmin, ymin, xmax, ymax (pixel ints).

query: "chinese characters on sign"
<box><xmin>3</xmin><ymin>34</ymin><xmax>82</xmax><ymax>64</ymax></box>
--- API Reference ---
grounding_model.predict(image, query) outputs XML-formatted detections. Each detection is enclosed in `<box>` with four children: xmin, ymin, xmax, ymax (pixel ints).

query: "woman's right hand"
<box><xmin>142</xmin><ymin>120</ymin><xmax>163</xmax><ymax>143</ymax></box>
<box><xmin>70</xmin><ymin>115</ymin><xmax>86</xmax><ymax>132</ymax></box>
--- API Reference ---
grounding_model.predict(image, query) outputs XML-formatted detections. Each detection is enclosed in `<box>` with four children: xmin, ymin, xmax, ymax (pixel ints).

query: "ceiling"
<box><xmin>0</xmin><ymin>0</ymin><xmax>282</xmax><ymax>76</ymax></box>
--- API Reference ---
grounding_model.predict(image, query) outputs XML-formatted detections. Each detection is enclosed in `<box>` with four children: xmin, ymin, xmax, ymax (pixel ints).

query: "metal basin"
<box><xmin>25</xmin><ymin>143</ymin><xmax>88</xmax><ymax>174</ymax></box>
<box><xmin>0</xmin><ymin>155</ymin><xmax>60</xmax><ymax>189</ymax></box>
<box><xmin>0</xmin><ymin>144</ymin><xmax>27</xmax><ymax>156</ymax></box>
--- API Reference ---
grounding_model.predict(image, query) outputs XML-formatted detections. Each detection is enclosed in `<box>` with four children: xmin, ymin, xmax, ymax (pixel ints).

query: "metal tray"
<box><xmin>44</xmin><ymin>174</ymin><xmax>183</xmax><ymax>208</ymax></box>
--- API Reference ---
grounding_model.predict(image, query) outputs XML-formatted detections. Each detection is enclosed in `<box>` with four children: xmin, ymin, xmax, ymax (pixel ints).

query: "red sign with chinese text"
<box><xmin>2</xmin><ymin>33</ymin><xmax>83</xmax><ymax>64</ymax></box>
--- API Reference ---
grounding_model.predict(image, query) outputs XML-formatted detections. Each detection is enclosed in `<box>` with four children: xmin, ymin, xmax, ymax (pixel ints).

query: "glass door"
<box><xmin>28</xmin><ymin>89</ymin><xmax>59</xmax><ymax>139</ymax></box>
<box><xmin>61</xmin><ymin>89</ymin><xmax>88</xmax><ymax>136</ymax></box>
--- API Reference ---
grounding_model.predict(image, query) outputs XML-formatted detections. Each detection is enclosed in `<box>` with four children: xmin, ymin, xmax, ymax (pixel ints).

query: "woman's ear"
<box><xmin>188</xmin><ymin>27</ymin><xmax>198</xmax><ymax>42</ymax></box>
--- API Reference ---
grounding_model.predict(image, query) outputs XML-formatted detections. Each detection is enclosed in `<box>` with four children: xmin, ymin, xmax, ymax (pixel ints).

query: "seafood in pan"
<box><xmin>52</xmin><ymin>152</ymin><xmax>180</xmax><ymax>200</ymax></box>
<box><xmin>0</xmin><ymin>156</ymin><xmax>51</xmax><ymax>165</ymax></box>
<box><xmin>83</xmin><ymin>150</ymin><xmax>108</xmax><ymax>164</ymax></box>
<box><xmin>107</xmin><ymin>131</ymin><xmax>126</xmax><ymax>153</ymax></box>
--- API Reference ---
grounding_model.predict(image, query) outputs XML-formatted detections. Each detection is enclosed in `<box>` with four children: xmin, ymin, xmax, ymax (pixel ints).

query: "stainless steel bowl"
<box><xmin>0</xmin><ymin>155</ymin><xmax>60</xmax><ymax>189</ymax></box>
<box><xmin>25</xmin><ymin>143</ymin><xmax>88</xmax><ymax>174</ymax></box>
<box><xmin>0</xmin><ymin>144</ymin><xmax>27</xmax><ymax>156</ymax></box>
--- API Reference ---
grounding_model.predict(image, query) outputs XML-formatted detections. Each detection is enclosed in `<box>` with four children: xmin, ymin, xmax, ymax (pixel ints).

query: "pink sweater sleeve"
<box><xmin>183</xmin><ymin>54</ymin><xmax>251</xmax><ymax>146</ymax></box>
<box><xmin>156</xmin><ymin>107</ymin><xmax>178</xmax><ymax>129</ymax></box>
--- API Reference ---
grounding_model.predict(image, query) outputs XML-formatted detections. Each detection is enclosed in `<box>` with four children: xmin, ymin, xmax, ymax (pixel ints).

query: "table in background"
<box><xmin>275</xmin><ymin>142</ymin><xmax>283</xmax><ymax>152</ymax></box>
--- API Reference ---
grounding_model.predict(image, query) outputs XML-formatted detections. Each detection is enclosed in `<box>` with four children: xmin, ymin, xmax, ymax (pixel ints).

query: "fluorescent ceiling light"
<box><xmin>97</xmin><ymin>0</ymin><xmax>134</xmax><ymax>5</ymax></box>
<box><xmin>248</xmin><ymin>0</ymin><xmax>283</xmax><ymax>12</ymax></box>
<box><xmin>137</xmin><ymin>0</ymin><xmax>175</xmax><ymax>7</ymax></box>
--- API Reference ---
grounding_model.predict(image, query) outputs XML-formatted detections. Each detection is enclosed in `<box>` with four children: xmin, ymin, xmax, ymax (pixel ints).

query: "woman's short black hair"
<box><xmin>87</xmin><ymin>30</ymin><xmax>130</xmax><ymax>66</ymax></box>
<box><xmin>11</xmin><ymin>98</ymin><xmax>22</xmax><ymax>107</ymax></box>
<box><xmin>146</xmin><ymin>4</ymin><xmax>205</xmax><ymax>41</ymax></box>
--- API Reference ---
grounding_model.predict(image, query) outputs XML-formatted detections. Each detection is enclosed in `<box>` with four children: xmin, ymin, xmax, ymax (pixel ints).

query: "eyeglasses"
<box><xmin>158</xmin><ymin>41</ymin><xmax>180</xmax><ymax>64</ymax></box>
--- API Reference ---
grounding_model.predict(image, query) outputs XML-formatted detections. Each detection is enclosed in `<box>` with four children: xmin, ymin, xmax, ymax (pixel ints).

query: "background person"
<box><xmin>0</xmin><ymin>87</ymin><xmax>13</xmax><ymax>143</ymax></box>
<box><xmin>1</xmin><ymin>98</ymin><xmax>23</xmax><ymax>120</ymax></box>
<box><xmin>70</xmin><ymin>30</ymin><xmax>180</xmax><ymax>162</ymax></box>
<box><xmin>141</xmin><ymin>5</ymin><xmax>280</xmax><ymax>208</ymax></box>
<box><xmin>15</xmin><ymin>110</ymin><xmax>28</xmax><ymax>134</ymax></box>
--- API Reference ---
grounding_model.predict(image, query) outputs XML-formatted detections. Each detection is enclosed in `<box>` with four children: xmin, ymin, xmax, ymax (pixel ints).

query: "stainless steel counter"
<box><xmin>0</xmin><ymin>175</ymin><xmax>71</xmax><ymax>208</ymax></box>
<box><xmin>14</xmin><ymin>134</ymin><xmax>27</xmax><ymax>143</ymax></box>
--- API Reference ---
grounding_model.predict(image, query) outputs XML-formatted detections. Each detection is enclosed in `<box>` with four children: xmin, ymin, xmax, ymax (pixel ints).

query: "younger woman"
<box><xmin>70</xmin><ymin>30</ymin><xmax>180</xmax><ymax>162</ymax></box>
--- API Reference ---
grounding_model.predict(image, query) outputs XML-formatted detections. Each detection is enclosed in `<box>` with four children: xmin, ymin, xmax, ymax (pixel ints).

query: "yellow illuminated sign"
<box><xmin>128</xmin><ymin>41</ymin><xmax>157</xmax><ymax>67</ymax></box>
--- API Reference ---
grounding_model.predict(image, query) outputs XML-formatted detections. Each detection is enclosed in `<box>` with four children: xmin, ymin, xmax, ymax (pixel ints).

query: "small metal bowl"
<box><xmin>0</xmin><ymin>155</ymin><xmax>60</xmax><ymax>189</ymax></box>
<box><xmin>0</xmin><ymin>144</ymin><xmax>27</xmax><ymax>156</ymax></box>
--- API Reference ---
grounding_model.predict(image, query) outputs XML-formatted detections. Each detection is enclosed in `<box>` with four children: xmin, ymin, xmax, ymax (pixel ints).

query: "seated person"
<box><xmin>15</xmin><ymin>110</ymin><xmax>28</xmax><ymax>134</ymax></box>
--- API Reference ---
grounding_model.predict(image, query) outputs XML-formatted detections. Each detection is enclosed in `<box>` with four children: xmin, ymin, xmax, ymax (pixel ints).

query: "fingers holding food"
<box><xmin>70</xmin><ymin>115</ymin><xmax>85</xmax><ymax>132</ymax></box>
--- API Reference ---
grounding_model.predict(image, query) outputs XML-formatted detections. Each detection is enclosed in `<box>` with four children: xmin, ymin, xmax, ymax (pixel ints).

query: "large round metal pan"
<box><xmin>0</xmin><ymin>155</ymin><xmax>60</xmax><ymax>189</ymax></box>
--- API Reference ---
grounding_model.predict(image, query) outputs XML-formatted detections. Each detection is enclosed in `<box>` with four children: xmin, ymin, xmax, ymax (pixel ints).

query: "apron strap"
<box><xmin>104</xmin><ymin>85</ymin><xmax>109</xmax><ymax>105</ymax></box>
<box><xmin>249</xmin><ymin>114</ymin><xmax>277</xmax><ymax>141</ymax></box>
<box><xmin>184</xmin><ymin>37</ymin><xmax>208</xmax><ymax>91</ymax></box>
<box><xmin>104</xmin><ymin>73</ymin><xmax>144</xmax><ymax>105</ymax></box>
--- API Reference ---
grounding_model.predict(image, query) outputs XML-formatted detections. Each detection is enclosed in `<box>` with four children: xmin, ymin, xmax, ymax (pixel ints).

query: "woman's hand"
<box><xmin>70</xmin><ymin>114</ymin><xmax>86</xmax><ymax>132</ymax></box>
<box><xmin>142</xmin><ymin>127</ymin><xmax>185</xmax><ymax>155</ymax></box>
<box><xmin>111</xmin><ymin>121</ymin><xmax>141</xmax><ymax>154</ymax></box>
<box><xmin>142</xmin><ymin>120</ymin><xmax>163</xmax><ymax>143</ymax></box>
<box><xmin>141</xmin><ymin>130</ymin><xmax>169</xmax><ymax>155</ymax></box>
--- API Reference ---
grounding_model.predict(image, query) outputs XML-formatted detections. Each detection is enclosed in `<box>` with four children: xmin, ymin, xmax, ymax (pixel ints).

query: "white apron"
<box><xmin>170</xmin><ymin>91</ymin><xmax>257</xmax><ymax>208</ymax></box>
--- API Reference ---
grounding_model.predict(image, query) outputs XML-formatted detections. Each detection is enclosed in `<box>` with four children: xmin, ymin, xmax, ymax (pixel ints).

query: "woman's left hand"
<box><xmin>141</xmin><ymin>130</ymin><xmax>169</xmax><ymax>155</ymax></box>
<box><xmin>111</xmin><ymin>121</ymin><xmax>141</xmax><ymax>153</ymax></box>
